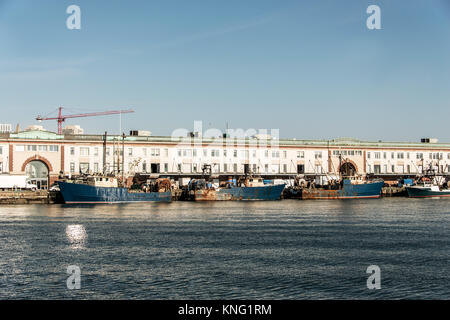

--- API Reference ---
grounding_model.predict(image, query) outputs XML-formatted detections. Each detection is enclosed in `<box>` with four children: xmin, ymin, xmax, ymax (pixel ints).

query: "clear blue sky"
<box><xmin>1</xmin><ymin>0</ymin><xmax>450</xmax><ymax>141</ymax></box>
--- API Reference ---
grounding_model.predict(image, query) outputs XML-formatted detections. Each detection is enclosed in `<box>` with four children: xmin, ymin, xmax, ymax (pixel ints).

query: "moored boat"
<box><xmin>187</xmin><ymin>177</ymin><xmax>285</xmax><ymax>201</ymax></box>
<box><xmin>405</xmin><ymin>164</ymin><xmax>450</xmax><ymax>198</ymax></box>
<box><xmin>57</xmin><ymin>176</ymin><xmax>172</xmax><ymax>204</ymax></box>
<box><xmin>406</xmin><ymin>184</ymin><xmax>450</xmax><ymax>198</ymax></box>
<box><xmin>301</xmin><ymin>178</ymin><xmax>384</xmax><ymax>200</ymax></box>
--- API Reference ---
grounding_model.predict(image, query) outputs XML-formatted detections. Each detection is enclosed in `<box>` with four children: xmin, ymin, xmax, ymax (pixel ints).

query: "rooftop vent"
<box><xmin>0</xmin><ymin>123</ymin><xmax>12</xmax><ymax>133</ymax></box>
<box><xmin>130</xmin><ymin>130</ymin><xmax>151</xmax><ymax>137</ymax></box>
<box><xmin>421</xmin><ymin>138</ymin><xmax>438</xmax><ymax>143</ymax></box>
<box><xmin>188</xmin><ymin>131</ymin><xmax>201</xmax><ymax>138</ymax></box>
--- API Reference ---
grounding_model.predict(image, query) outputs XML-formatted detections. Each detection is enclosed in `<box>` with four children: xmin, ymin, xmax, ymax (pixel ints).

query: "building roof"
<box><xmin>1</xmin><ymin>130</ymin><xmax>450</xmax><ymax>150</ymax></box>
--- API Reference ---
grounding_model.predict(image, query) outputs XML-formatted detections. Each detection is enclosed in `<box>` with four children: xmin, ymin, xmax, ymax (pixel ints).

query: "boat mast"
<box><xmin>102</xmin><ymin>131</ymin><xmax>107</xmax><ymax>175</ymax></box>
<box><xmin>122</xmin><ymin>133</ymin><xmax>125</xmax><ymax>185</ymax></box>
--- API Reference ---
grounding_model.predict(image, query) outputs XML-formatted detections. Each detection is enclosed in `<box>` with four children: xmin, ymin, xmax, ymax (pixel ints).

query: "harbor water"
<box><xmin>0</xmin><ymin>199</ymin><xmax>449</xmax><ymax>299</ymax></box>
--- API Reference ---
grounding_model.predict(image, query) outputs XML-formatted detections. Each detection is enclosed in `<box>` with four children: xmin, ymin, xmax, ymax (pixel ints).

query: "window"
<box><xmin>233</xmin><ymin>150</ymin><xmax>237</xmax><ymax>158</ymax></box>
<box><xmin>15</xmin><ymin>145</ymin><xmax>25</xmax><ymax>152</ymax></box>
<box><xmin>0</xmin><ymin>162</ymin><xmax>3</xmax><ymax>173</ymax></box>
<box><xmin>70</xmin><ymin>147</ymin><xmax>75</xmax><ymax>155</ymax></box>
<box><xmin>177</xmin><ymin>149</ymin><xmax>182</xmax><ymax>157</ymax></box>
<box><xmin>283</xmin><ymin>164</ymin><xmax>287</xmax><ymax>173</ymax></box>
<box><xmin>128</xmin><ymin>148</ymin><xmax>133</xmax><ymax>156</ymax></box>
<box><xmin>374</xmin><ymin>165</ymin><xmax>381</xmax><ymax>174</ymax></box>
<box><xmin>94</xmin><ymin>147</ymin><xmax>99</xmax><ymax>156</ymax></box>
<box><xmin>164</xmin><ymin>149</ymin><xmax>168</xmax><ymax>157</ymax></box>
<box><xmin>193</xmin><ymin>149</ymin><xmax>197</xmax><ymax>157</ymax></box>
<box><xmin>264</xmin><ymin>164</ymin><xmax>269</xmax><ymax>173</ymax></box>
<box><xmin>49</xmin><ymin>145</ymin><xmax>59</xmax><ymax>152</ymax></box>
<box><xmin>223</xmin><ymin>150</ymin><xmax>227</xmax><ymax>157</ymax></box>
<box><xmin>151</xmin><ymin>148</ymin><xmax>160</xmax><ymax>156</ymax></box>
<box><xmin>314</xmin><ymin>151</ymin><xmax>322</xmax><ymax>159</ymax></box>
<box><xmin>297</xmin><ymin>151</ymin><xmax>304</xmax><ymax>158</ymax></box>
<box><xmin>272</xmin><ymin>151</ymin><xmax>280</xmax><ymax>158</ymax></box>
<box><xmin>106</xmin><ymin>148</ymin><xmax>110</xmax><ymax>156</ymax></box>
<box><xmin>391</xmin><ymin>152</ymin><xmax>395</xmax><ymax>159</ymax></box>
<box><xmin>283</xmin><ymin>151</ymin><xmax>287</xmax><ymax>159</ymax></box>
<box><xmin>38</xmin><ymin>145</ymin><xmax>47</xmax><ymax>152</ymax></box>
<box><xmin>391</xmin><ymin>165</ymin><xmax>395</xmax><ymax>173</ymax></box>
<box><xmin>233</xmin><ymin>163</ymin><xmax>238</xmax><ymax>172</ymax></box>
<box><xmin>193</xmin><ymin>163</ymin><xmax>198</xmax><ymax>173</ymax></box>
<box><xmin>397</xmin><ymin>152</ymin><xmax>404</xmax><ymax>159</ymax></box>
<box><xmin>79</xmin><ymin>163</ymin><xmax>89</xmax><ymax>174</ymax></box>
<box><xmin>70</xmin><ymin>162</ymin><xmax>75</xmax><ymax>173</ymax></box>
<box><xmin>264</xmin><ymin>150</ymin><xmax>269</xmax><ymax>158</ymax></box>
<box><xmin>223</xmin><ymin>163</ymin><xmax>227</xmax><ymax>172</ymax></box>
<box><xmin>164</xmin><ymin>163</ymin><xmax>168</xmax><ymax>172</ymax></box>
<box><xmin>177</xmin><ymin>164</ymin><xmax>182</xmax><ymax>172</ymax></box>
<box><xmin>80</xmin><ymin>147</ymin><xmax>89</xmax><ymax>156</ymax></box>
<box><xmin>367</xmin><ymin>152</ymin><xmax>371</xmax><ymax>159</ymax></box>
<box><xmin>374</xmin><ymin>152</ymin><xmax>381</xmax><ymax>159</ymax></box>
<box><xmin>94</xmin><ymin>163</ymin><xmax>99</xmax><ymax>173</ymax></box>
<box><xmin>417</xmin><ymin>153</ymin><xmax>423</xmax><ymax>160</ymax></box>
<box><xmin>0</xmin><ymin>146</ymin><xmax>2</xmax><ymax>155</ymax></box>
<box><xmin>383</xmin><ymin>152</ymin><xmax>387</xmax><ymax>159</ymax></box>
<box><xmin>211</xmin><ymin>150</ymin><xmax>220</xmax><ymax>157</ymax></box>
<box><xmin>142</xmin><ymin>161</ymin><xmax>147</xmax><ymax>172</ymax></box>
<box><xmin>27</xmin><ymin>145</ymin><xmax>37</xmax><ymax>152</ymax></box>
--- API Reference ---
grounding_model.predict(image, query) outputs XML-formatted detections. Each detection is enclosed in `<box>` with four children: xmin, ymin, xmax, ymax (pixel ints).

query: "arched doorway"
<box><xmin>25</xmin><ymin>160</ymin><xmax>49</xmax><ymax>190</ymax></box>
<box><xmin>340</xmin><ymin>162</ymin><xmax>357</xmax><ymax>177</ymax></box>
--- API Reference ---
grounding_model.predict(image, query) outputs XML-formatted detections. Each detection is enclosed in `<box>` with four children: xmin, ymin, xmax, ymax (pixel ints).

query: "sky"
<box><xmin>1</xmin><ymin>0</ymin><xmax>450</xmax><ymax>142</ymax></box>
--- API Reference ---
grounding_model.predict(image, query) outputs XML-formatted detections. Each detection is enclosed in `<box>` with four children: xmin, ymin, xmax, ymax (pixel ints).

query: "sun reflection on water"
<box><xmin>66</xmin><ymin>224</ymin><xmax>87</xmax><ymax>249</ymax></box>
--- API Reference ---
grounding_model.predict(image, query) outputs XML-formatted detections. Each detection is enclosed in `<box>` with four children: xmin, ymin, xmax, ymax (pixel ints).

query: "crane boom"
<box><xmin>36</xmin><ymin>107</ymin><xmax>134</xmax><ymax>134</ymax></box>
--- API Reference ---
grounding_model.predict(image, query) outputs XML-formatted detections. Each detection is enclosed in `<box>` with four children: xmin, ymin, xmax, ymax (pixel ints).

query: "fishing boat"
<box><xmin>186</xmin><ymin>176</ymin><xmax>285</xmax><ymax>201</ymax></box>
<box><xmin>301</xmin><ymin>178</ymin><xmax>384</xmax><ymax>200</ymax></box>
<box><xmin>300</xmin><ymin>156</ymin><xmax>384</xmax><ymax>200</ymax></box>
<box><xmin>406</xmin><ymin>184</ymin><xmax>450</xmax><ymax>198</ymax></box>
<box><xmin>405</xmin><ymin>167</ymin><xmax>450</xmax><ymax>198</ymax></box>
<box><xmin>57</xmin><ymin>176</ymin><xmax>172</xmax><ymax>204</ymax></box>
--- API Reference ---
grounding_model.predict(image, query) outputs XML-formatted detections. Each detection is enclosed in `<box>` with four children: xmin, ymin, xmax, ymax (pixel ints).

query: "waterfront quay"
<box><xmin>0</xmin><ymin>190</ymin><xmax>54</xmax><ymax>204</ymax></box>
<box><xmin>1</xmin><ymin>129</ymin><xmax>450</xmax><ymax>192</ymax></box>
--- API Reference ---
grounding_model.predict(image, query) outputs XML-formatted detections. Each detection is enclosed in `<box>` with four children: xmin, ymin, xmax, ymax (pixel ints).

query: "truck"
<box><xmin>0</xmin><ymin>175</ymin><xmax>38</xmax><ymax>191</ymax></box>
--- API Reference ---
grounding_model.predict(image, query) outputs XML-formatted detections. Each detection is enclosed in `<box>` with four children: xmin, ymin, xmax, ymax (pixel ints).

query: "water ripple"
<box><xmin>0</xmin><ymin>199</ymin><xmax>449</xmax><ymax>299</ymax></box>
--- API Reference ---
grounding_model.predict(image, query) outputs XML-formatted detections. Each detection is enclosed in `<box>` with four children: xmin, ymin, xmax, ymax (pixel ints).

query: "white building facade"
<box><xmin>2</xmin><ymin>131</ymin><xmax>450</xmax><ymax>189</ymax></box>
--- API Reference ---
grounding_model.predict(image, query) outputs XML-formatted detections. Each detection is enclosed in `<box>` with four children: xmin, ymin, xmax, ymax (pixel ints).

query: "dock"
<box><xmin>0</xmin><ymin>190</ymin><xmax>58</xmax><ymax>204</ymax></box>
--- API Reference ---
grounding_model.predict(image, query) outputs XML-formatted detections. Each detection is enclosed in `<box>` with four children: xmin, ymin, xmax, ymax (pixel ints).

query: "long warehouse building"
<box><xmin>0</xmin><ymin>129</ymin><xmax>449</xmax><ymax>189</ymax></box>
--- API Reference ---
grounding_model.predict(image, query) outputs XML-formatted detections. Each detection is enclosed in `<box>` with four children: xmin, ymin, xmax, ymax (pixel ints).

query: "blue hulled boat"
<box><xmin>301</xmin><ymin>179</ymin><xmax>384</xmax><ymax>200</ymax></box>
<box><xmin>187</xmin><ymin>177</ymin><xmax>285</xmax><ymax>201</ymax></box>
<box><xmin>57</xmin><ymin>176</ymin><xmax>171</xmax><ymax>204</ymax></box>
